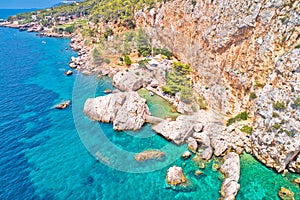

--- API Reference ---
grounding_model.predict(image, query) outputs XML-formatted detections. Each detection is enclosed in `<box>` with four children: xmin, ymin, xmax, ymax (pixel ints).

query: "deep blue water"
<box><xmin>0</xmin><ymin>9</ymin><xmax>36</xmax><ymax>20</ymax></box>
<box><xmin>0</xmin><ymin>9</ymin><xmax>299</xmax><ymax>200</ymax></box>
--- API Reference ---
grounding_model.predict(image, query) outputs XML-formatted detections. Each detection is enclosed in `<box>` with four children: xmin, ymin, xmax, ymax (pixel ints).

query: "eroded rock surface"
<box><xmin>166</xmin><ymin>166</ymin><xmax>187</xmax><ymax>186</ymax></box>
<box><xmin>135</xmin><ymin>0</ymin><xmax>300</xmax><ymax>172</ymax></box>
<box><xmin>152</xmin><ymin>114</ymin><xmax>202</xmax><ymax>145</ymax></box>
<box><xmin>84</xmin><ymin>92</ymin><xmax>150</xmax><ymax>130</ymax></box>
<box><xmin>220</xmin><ymin>152</ymin><xmax>240</xmax><ymax>200</ymax></box>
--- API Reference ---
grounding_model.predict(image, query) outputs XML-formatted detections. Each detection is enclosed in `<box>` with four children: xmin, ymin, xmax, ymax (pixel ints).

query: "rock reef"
<box><xmin>134</xmin><ymin>150</ymin><xmax>165</xmax><ymax>162</ymax></box>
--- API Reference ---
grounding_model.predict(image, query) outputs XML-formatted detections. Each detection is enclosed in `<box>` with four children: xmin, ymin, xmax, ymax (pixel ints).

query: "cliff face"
<box><xmin>135</xmin><ymin>0</ymin><xmax>300</xmax><ymax>172</ymax></box>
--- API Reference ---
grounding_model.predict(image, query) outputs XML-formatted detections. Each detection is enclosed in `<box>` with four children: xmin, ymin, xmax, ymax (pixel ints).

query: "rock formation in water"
<box><xmin>135</xmin><ymin>0</ymin><xmax>300</xmax><ymax>173</ymax></box>
<box><xmin>84</xmin><ymin>91</ymin><xmax>150</xmax><ymax>130</ymax></box>
<box><xmin>220</xmin><ymin>152</ymin><xmax>240</xmax><ymax>200</ymax></box>
<box><xmin>166</xmin><ymin>166</ymin><xmax>187</xmax><ymax>186</ymax></box>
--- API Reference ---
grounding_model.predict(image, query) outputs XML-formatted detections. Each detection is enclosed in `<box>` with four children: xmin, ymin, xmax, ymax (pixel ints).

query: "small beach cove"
<box><xmin>0</xmin><ymin>10</ymin><xmax>299</xmax><ymax>200</ymax></box>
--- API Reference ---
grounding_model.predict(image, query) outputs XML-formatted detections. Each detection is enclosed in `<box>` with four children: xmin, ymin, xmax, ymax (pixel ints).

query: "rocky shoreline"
<box><xmin>2</xmin><ymin>5</ymin><xmax>299</xmax><ymax>198</ymax></box>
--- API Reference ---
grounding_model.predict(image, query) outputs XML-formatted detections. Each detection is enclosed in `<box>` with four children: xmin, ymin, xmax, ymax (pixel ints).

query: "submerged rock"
<box><xmin>166</xmin><ymin>166</ymin><xmax>187</xmax><ymax>186</ymax></box>
<box><xmin>134</xmin><ymin>150</ymin><xmax>165</xmax><ymax>162</ymax></box>
<box><xmin>84</xmin><ymin>92</ymin><xmax>150</xmax><ymax>130</ymax></box>
<box><xmin>278</xmin><ymin>187</ymin><xmax>295</xmax><ymax>200</ymax></box>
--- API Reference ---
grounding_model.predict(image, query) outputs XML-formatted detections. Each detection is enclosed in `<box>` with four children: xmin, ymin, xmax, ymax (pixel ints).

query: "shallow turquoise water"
<box><xmin>0</xmin><ymin>9</ymin><xmax>299</xmax><ymax>200</ymax></box>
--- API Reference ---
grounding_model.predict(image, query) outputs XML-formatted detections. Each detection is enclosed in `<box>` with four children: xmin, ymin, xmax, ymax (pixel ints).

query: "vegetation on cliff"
<box><xmin>162</xmin><ymin>62</ymin><xmax>193</xmax><ymax>103</ymax></box>
<box><xmin>9</xmin><ymin>0</ymin><xmax>163</xmax><ymax>27</ymax></box>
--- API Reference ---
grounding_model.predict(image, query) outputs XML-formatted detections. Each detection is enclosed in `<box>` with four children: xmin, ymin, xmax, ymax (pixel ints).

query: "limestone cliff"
<box><xmin>135</xmin><ymin>0</ymin><xmax>300</xmax><ymax>172</ymax></box>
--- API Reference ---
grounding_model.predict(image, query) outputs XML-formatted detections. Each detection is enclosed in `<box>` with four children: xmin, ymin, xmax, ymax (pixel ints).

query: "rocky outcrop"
<box><xmin>182</xmin><ymin>151</ymin><xmax>191</xmax><ymax>159</ymax></box>
<box><xmin>288</xmin><ymin>154</ymin><xmax>300</xmax><ymax>173</ymax></box>
<box><xmin>278</xmin><ymin>187</ymin><xmax>295</xmax><ymax>200</ymax></box>
<box><xmin>134</xmin><ymin>150</ymin><xmax>165</xmax><ymax>162</ymax></box>
<box><xmin>83</xmin><ymin>92</ymin><xmax>150</xmax><ymax>130</ymax></box>
<box><xmin>166</xmin><ymin>166</ymin><xmax>187</xmax><ymax>186</ymax></box>
<box><xmin>210</xmin><ymin>126</ymin><xmax>246</xmax><ymax>156</ymax></box>
<box><xmin>220</xmin><ymin>152</ymin><xmax>240</xmax><ymax>200</ymax></box>
<box><xmin>187</xmin><ymin>137</ymin><xmax>198</xmax><ymax>153</ymax></box>
<box><xmin>193</xmin><ymin>132</ymin><xmax>213</xmax><ymax>160</ymax></box>
<box><xmin>113</xmin><ymin>69</ymin><xmax>152</xmax><ymax>91</ymax></box>
<box><xmin>151</xmin><ymin>114</ymin><xmax>202</xmax><ymax>145</ymax></box>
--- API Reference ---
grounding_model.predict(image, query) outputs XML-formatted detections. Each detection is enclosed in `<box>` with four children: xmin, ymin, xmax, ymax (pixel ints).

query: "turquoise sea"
<box><xmin>0</xmin><ymin>9</ymin><xmax>299</xmax><ymax>200</ymax></box>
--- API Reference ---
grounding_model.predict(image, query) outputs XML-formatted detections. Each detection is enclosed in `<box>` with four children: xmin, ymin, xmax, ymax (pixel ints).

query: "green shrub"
<box><xmin>272</xmin><ymin>112</ymin><xmax>280</xmax><ymax>118</ymax></box>
<box><xmin>104</xmin><ymin>58</ymin><xmax>111</xmax><ymax>64</ymax></box>
<box><xmin>273</xmin><ymin>101</ymin><xmax>286</xmax><ymax>111</ymax></box>
<box><xmin>65</xmin><ymin>24</ymin><xmax>75</xmax><ymax>33</ymax></box>
<box><xmin>138</xmin><ymin>59</ymin><xmax>148</xmax><ymax>69</ymax></box>
<box><xmin>226</xmin><ymin>112</ymin><xmax>249</xmax><ymax>126</ymax></box>
<box><xmin>162</xmin><ymin>62</ymin><xmax>193</xmax><ymax>102</ymax></box>
<box><xmin>293</xmin><ymin>98</ymin><xmax>300</xmax><ymax>108</ymax></box>
<box><xmin>239</xmin><ymin>112</ymin><xmax>249</xmax><ymax>120</ymax></box>
<box><xmin>196</xmin><ymin>96</ymin><xmax>208</xmax><ymax>110</ymax></box>
<box><xmin>124</xmin><ymin>54</ymin><xmax>132</xmax><ymax>65</ymax></box>
<box><xmin>153</xmin><ymin>48</ymin><xmax>173</xmax><ymax>59</ymax></box>
<box><xmin>136</xmin><ymin>29</ymin><xmax>151</xmax><ymax>57</ymax></box>
<box><xmin>250</xmin><ymin>92</ymin><xmax>257</xmax><ymax>99</ymax></box>
<box><xmin>104</xmin><ymin>28</ymin><xmax>113</xmax><ymax>39</ymax></box>
<box><xmin>279</xmin><ymin>129</ymin><xmax>295</xmax><ymax>137</ymax></box>
<box><xmin>295</xmin><ymin>44</ymin><xmax>300</xmax><ymax>49</ymax></box>
<box><xmin>162</xmin><ymin>86</ymin><xmax>172</xmax><ymax>95</ymax></box>
<box><xmin>240</xmin><ymin>125</ymin><xmax>252</xmax><ymax>134</ymax></box>
<box><xmin>92</xmin><ymin>48</ymin><xmax>103</xmax><ymax>65</ymax></box>
<box><xmin>272</xmin><ymin>123</ymin><xmax>281</xmax><ymax>130</ymax></box>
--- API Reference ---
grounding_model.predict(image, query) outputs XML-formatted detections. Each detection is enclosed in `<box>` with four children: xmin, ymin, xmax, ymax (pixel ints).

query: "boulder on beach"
<box><xmin>84</xmin><ymin>91</ymin><xmax>150</xmax><ymax>130</ymax></box>
<box><xmin>55</xmin><ymin>100</ymin><xmax>71</xmax><ymax>109</ymax></box>
<box><xmin>134</xmin><ymin>150</ymin><xmax>165</xmax><ymax>162</ymax></box>
<box><xmin>166</xmin><ymin>166</ymin><xmax>187</xmax><ymax>186</ymax></box>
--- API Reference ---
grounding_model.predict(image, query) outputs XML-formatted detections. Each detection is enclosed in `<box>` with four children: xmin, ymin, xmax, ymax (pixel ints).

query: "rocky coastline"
<box><xmin>3</xmin><ymin>2</ymin><xmax>299</xmax><ymax>198</ymax></box>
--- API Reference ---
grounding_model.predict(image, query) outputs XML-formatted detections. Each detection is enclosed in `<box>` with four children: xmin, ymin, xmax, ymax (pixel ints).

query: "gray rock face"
<box><xmin>252</xmin><ymin>49</ymin><xmax>300</xmax><ymax>172</ymax></box>
<box><xmin>166</xmin><ymin>166</ymin><xmax>187</xmax><ymax>186</ymax></box>
<box><xmin>220</xmin><ymin>152</ymin><xmax>240</xmax><ymax>200</ymax></box>
<box><xmin>193</xmin><ymin>132</ymin><xmax>213</xmax><ymax>160</ymax></box>
<box><xmin>187</xmin><ymin>137</ymin><xmax>198</xmax><ymax>153</ymax></box>
<box><xmin>182</xmin><ymin>151</ymin><xmax>192</xmax><ymax>159</ymax></box>
<box><xmin>84</xmin><ymin>92</ymin><xmax>150</xmax><ymax>130</ymax></box>
<box><xmin>288</xmin><ymin>154</ymin><xmax>300</xmax><ymax>173</ymax></box>
<box><xmin>151</xmin><ymin>114</ymin><xmax>202</xmax><ymax>145</ymax></box>
<box><xmin>113</xmin><ymin>69</ymin><xmax>152</xmax><ymax>91</ymax></box>
<box><xmin>135</xmin><ymin>0</ymin><xmax>300</xmax><ymax>172</ymax></box>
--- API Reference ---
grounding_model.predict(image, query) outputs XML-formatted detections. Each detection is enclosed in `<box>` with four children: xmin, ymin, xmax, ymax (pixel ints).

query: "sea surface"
<box><xmin>0</xmin><ymin>9</ymin><xmax>299</xmax><ymax>200</ymax></box>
